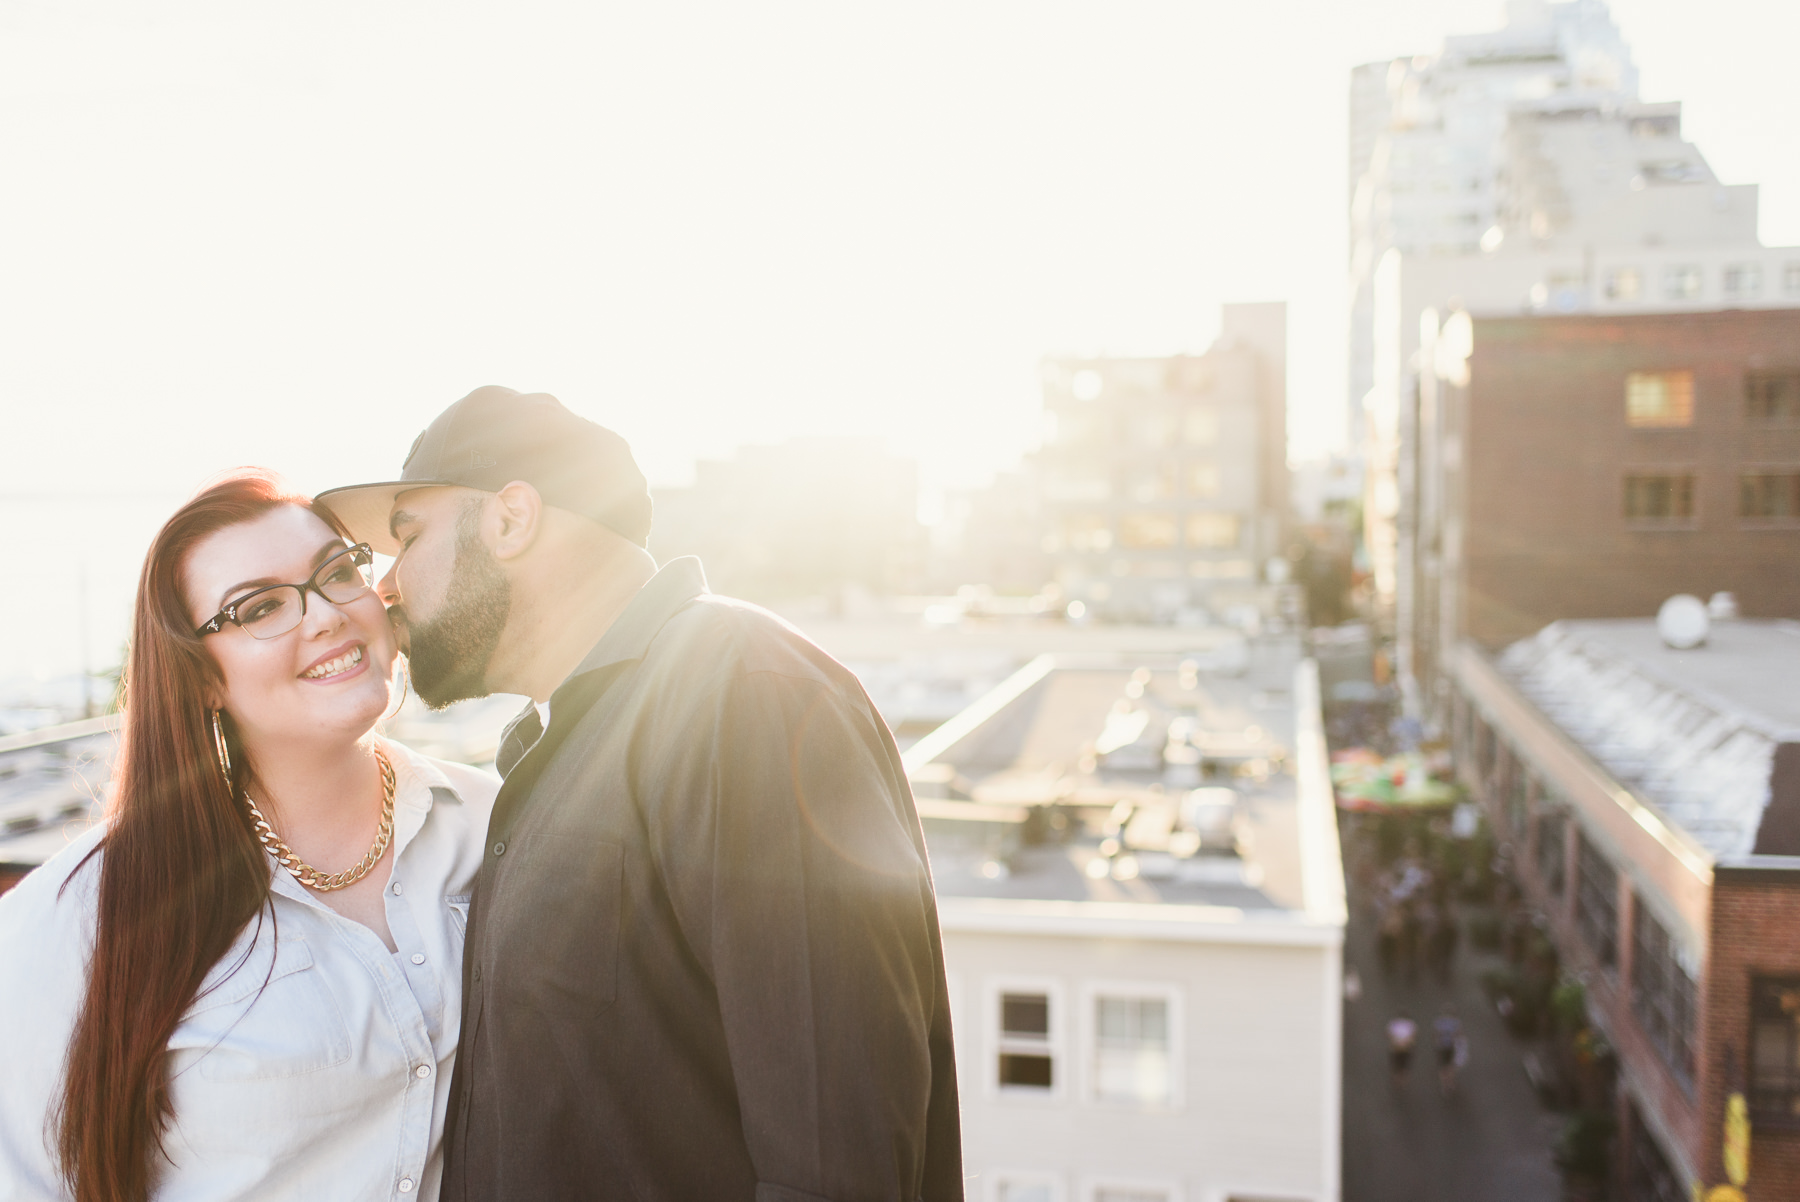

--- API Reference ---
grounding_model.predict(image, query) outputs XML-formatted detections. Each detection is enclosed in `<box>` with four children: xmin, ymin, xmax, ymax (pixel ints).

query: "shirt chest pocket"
<box><xmin>169</xmin><ymin>937</ymin><xmax>353</xmax><ymax>1081</ymax></box>
<box><xmin>484</xmin><ymin>833</ymin><xmax>623</xmax><ymax>1013</ymax></box>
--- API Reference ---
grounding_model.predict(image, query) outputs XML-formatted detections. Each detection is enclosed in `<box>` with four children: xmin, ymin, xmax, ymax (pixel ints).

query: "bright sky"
<box><xmin>1</xmin><ymin>0</ymin><xmax>1794</xmax><ymax>504</ymax></box>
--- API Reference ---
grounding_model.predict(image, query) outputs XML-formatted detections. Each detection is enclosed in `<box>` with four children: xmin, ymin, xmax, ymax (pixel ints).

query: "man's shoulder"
<box><xmin>648</xmin><ymin>592</ymin><xmax>842</xmax><ymax>689</ymax></box>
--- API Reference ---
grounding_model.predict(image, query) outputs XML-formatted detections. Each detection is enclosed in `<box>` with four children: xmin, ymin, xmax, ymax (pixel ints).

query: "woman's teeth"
<box><xmin>303</xmin><ymin>646</ymin><xmax>364</xmax><ymax>680</ymax></box>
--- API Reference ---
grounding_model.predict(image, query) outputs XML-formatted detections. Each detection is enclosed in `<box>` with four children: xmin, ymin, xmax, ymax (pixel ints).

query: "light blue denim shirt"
<box><xmin>0</xmin><ymin>739</ymin><xmax>498</xmax><ymax>1202</ymax></box>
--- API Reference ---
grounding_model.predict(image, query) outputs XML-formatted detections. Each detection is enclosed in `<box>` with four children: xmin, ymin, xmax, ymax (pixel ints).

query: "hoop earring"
<box><xmin>211</xmin><ymin>709</ymin><xmax>233</xmax><ymax>782</ymax></box>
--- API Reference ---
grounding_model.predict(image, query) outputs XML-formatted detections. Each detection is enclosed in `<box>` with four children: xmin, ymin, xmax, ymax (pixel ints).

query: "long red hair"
<box><xmin>57</xmin><ymin>469</ymin><xmax>346</xmax><ymax>1202</ymax></box>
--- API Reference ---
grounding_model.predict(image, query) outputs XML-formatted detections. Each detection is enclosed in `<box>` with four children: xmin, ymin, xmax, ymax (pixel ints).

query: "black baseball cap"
<box><xmin>316</xmin><ymin>386</ymin><xmax>652</xmax><ymax>555</ymax></box>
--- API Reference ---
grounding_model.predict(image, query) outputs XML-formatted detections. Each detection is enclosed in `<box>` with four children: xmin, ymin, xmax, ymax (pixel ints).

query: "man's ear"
<box><xmin>490</xmin><ymin>481</ymin><xmax>544</xmax><ymax>562</ymax></box>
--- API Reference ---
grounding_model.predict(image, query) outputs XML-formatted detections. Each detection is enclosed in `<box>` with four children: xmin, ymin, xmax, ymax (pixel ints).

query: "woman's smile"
<box><xmin>301</xmin><ymin>642</ymin><xmax>367</xmax><ymax>682</ymax></box>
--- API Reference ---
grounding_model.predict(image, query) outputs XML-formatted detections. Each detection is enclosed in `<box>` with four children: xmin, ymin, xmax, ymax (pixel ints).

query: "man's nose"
<box><xmin>378</xmin><ymin>561</ymin><xmax>402</xmax><ymax>605</ymax></box>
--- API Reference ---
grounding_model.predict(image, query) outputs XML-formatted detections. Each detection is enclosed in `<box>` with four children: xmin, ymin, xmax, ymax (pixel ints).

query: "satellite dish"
<box><xmin>1657</xmin><ymin>594</ymin><xmax>1709</xmax><ymax>650</ymax></box>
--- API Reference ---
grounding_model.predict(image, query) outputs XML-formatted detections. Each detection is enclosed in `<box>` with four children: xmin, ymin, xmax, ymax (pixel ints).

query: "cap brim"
<box><xmin>314</xmin><ymin>480</ymin><xmax>451</xmax><ymax>556</ymax></box>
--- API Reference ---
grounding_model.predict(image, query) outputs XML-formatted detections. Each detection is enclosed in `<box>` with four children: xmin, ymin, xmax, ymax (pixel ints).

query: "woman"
<box><xmin>0</xmin><ymin>470</ymin><xmax>498</xmax><ymax>1201</ymax></box>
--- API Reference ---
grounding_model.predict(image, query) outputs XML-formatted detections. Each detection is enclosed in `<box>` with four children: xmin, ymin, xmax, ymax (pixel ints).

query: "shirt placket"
<box><xmin>263</xmin><ymin>793</ymin><xmax>444</xmax><ymax>1198</ymax></box>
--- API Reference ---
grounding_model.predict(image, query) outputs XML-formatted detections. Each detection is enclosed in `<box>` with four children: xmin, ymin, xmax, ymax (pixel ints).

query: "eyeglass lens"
<box><xmin>236</xmin><ymin>548</ymin><xmax>374</xmax><ymax>640</ymax></box>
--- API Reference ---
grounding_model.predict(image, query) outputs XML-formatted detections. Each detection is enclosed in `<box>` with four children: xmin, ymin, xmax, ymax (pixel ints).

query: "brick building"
<box><xmin>1453</xmin><ymin>617</ymin><xmax>1800</xmax><ymax>1199</ymax></box>
<box><xmin>1407</xmin><ymin>306</ymin><xmax>1800</xmax><ymax>718</ymax></box>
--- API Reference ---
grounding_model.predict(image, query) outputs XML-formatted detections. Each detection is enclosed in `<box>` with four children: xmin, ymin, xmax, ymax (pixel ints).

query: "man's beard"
<box><xmin>396</xmin><ymin>517</ymin><xmax>512</xmax><ymax>710</ymax></box>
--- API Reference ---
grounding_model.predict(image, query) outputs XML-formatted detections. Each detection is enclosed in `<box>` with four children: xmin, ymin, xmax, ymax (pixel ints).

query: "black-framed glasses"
<box><xmin>196</xmin><ymin>544</ymin><xmax>376</xmax><ymax>640</ymax></box>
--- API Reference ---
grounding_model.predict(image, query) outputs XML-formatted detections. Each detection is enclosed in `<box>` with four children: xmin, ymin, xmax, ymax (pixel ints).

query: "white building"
<box><xmin>1349</xmin><ymin>0</ymin><xmax>1639</xmax><ymax>450</ymax></box>
<box><xmin>904</xmin><ymin>642</ymin><xmax>1346</xmax><ymax>1202</ymax></box>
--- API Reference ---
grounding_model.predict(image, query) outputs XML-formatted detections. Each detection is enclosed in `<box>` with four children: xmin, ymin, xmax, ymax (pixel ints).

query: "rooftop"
<box><xmin>1497</xmin><ymin>618</ymin><xmax>1800</xmax><ymax>859</ymax></box>
<box><xmin>904</xmin><ymin>637</ymin><xmax>1343</xmax><ymax>936</ymax></box>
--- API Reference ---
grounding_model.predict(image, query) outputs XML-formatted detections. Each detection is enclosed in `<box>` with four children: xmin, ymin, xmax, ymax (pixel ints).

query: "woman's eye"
<box><xmin>242</xmin><ymin>597</ymin><xmax>285</xmax><ymax>623</ymax></box>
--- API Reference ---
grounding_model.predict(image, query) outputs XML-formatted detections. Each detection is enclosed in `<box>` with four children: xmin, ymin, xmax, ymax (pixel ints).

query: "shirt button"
<box><xmin>473</xmin><ymin>964</ymin><xmax>482</xmax><ymax>982</ymax></box>
<box><xmin>492</xmin><ymin>841</ymin><xmax>506</xmax><ymax>856</ymax></box>
<box><xmin>391</xmin><ymin>881</ymin><xmax>404</xmax><ymax>895</ymax></box>
<box><xmin>415</xmin><ymin>1064</ymin><xmax>432</xmax><ymax>1079</ymax></box>
<box><xmin>411</xmin><ymin>952</ymin><xmax>426</xmax><ymax>965</ymax></box>
<box><xmin>399</xmin><ymin>1179</ymin><xmax>415</xmax><ymax>1194</ymax></box>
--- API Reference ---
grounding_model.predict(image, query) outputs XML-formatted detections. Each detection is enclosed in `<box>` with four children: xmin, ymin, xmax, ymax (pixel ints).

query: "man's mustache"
<box><xmin>386</xmin><ymin>605</ymin><xmax>413</xmax><ymax>655</ymax></box>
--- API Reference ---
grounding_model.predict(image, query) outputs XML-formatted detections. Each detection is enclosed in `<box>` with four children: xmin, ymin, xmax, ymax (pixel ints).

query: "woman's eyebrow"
<box><xmin>216</xmin><ymin>540</ymin><xmax>348</xmax><ymax>607</ymax></box>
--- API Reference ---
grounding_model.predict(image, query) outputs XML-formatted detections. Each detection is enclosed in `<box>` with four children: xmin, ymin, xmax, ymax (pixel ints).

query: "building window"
<box><xmin>1740</xmin><ymin>473</ymin><xmax>1800</xmax><ymax>520</ymax></box>
<box><xmin>993</xmin><ymin>978</ymin><xmax>1058</xmax><ymax>1094</ymax></box>
<box><xmin>1626</xmin><ymin>371</ymin><xmax>1695</xmax><ymax>427</ymax></box>
<box><xmin>1185</xmin><ymin>512</ymin><xmax>1241</xmax><ymax>549</ymax></box>
<box><xmin>1536</xmin><ymin>808</ymin><xmax>1567</xmax><ymax>897</ymax></box>
<box><xmin>1127</xmin><ymin>464</ymin><xmax>1179</xmax><ymax>502</ymax></box>
<box><xmin>1630</xmin><ymin>901</ymin><xmax>1696</xmax><ymax>1087</ymax></box>
<box><xmin>1118</xmin><ymin>512</ymin><xmax>1180</xmax><ymax>550</ymax></box>
<box><xmin>1502</xmin><ymin>754</ymin><xmax>1529</xmax><ymax>837</ymax></box>
<box><xmin>1627</xmin><ymin>1106</ymin><xmax>1688</xmax><ymax>1202</ymax></box>
<box><xmin>1723</xmin><ymin>263</ymin><xmax>1763</xmax><ymax>297</ymax></box>
<box><xmin>1663</xmin><ymin>265</ymin><xmax>1703</xmax><ymax>300</ymax></box>
<box><xmin>1090</xmin><ymin>1186</ymin><xmax>1174</xmax><ymax>1202</ymax></box>
<box><xmin>1065</xmin><ymin>516</ymin><xmax>1113</xmax><ymax>553</ymax></box>
<box><xmin>997</xmin><ymin>991</ymin><xmax>1056</xmax><ymax>1090</ymax></box>
<box><xmin>1187</xmin><ymin>462</ymin><xmax>1221</xmax><ymax>498</ymax></box>
<box><xmin>1183</xmin><ymin>408</ymin><xmax>1219</xmax><ymax>446</ymax></box>
<box><xmin>992</xmin><ymin>1174</ymin><xmax>1062</xmax><ymax>1202</ymax></box>
<box><xmin>1576</xmin><ymin>832</ymin><xmax>1618</xmax><ymax>968</ymax></box>
<box><xmin>1604</xmin><ymin>268</ymin><xmax>1642</xmax><ymax>301</ymax></box>
<box><xmin>1751</xmin><ymin>977</ymin><xmax>1800</xmax><ymax>1127</ymax></box>
<box><xmin>1747</xmin><ymin>371</ymin><xmax>1800</xmax><ymax>423</ymax></box>
<box><xmin>1089</xmin><ymin>989</ymin><xmax>1178</xmax><ymax>1107</ymax></box>
<box><xmin>1130</xmin><ymin>413</ymin><xmax>1179</xmax><ymax>450</ymax></box>
<box><xmin>1624</xmin><ymin>474</ymin><xmax>1695</xmax><ymax>522</ymax></box>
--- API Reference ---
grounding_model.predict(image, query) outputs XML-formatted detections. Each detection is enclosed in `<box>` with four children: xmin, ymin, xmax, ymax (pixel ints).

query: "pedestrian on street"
<box><xmin>1387</xmin><ymin>1013</ymin><xmax>1417</xmax><ymax>1087</ymax></box>
<box><xmin>1435</xmin><ymin>1005</ymin><xmax>1466</xmax><ymax>1097</ymax></box>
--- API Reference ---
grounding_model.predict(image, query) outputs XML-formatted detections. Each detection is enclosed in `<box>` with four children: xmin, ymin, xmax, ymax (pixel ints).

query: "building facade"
<box><xmin>1348</xmin><ymin>0</ymin><xmax>1800</xmax><ymax>713</ymax></box>
<box><xmin>1454</xmin><ymin>618</ymin><xmax>1800</xmax><ymax>1199</ymax></box>
<box><xmin>907</xmin><ymin>646</ymin><xmax>1345</xmax><ymax>1201</ymax></box>
<box><xmin>1037</xmin><ymin>304</ymin><xmax>1289</xmax><ymax>624</ymax></box>
<box><xmin>1405</xmin><ymin>306</ymin><xmax>1800</xmax><ymax>718</ymax></box>
<box><xmin>1349</xmin><ymin>0</ymin><xmax>1639</xmax><ymax>450</ymax></box>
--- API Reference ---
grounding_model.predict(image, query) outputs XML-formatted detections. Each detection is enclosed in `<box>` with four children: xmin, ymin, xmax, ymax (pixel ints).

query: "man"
<box><xmin>318</xmin><ymin>386</ymin><xmax>962</xmax><ymax>1201</ymax></box>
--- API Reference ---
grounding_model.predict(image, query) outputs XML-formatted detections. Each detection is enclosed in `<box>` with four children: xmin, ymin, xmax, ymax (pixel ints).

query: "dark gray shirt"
<box><xmin>442</xmin><ymin>558</ymin><xmax>963</xmax><ymax>1202</ymax></box>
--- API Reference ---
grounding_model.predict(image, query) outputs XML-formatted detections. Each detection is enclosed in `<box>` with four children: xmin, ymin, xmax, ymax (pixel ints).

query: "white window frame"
<box><xmin>984</xmin><ymin>976</ymin><xmax>1067</xmax><ymax>1103</ymax></box>
<box><xmin>986</xmin><ymin>1171</ymin><xmax>1066</xmax><ymax>1202</ymax></box>
<box><xmin>1079</xmin><ymin>979</ymin><xmax>1185</xmax><ymax>1111</ymax></box>
<box><xmin>1082</xmin><ymin>1177</ymin><xmax>1184</xmax><ymax>1202</ymax></box>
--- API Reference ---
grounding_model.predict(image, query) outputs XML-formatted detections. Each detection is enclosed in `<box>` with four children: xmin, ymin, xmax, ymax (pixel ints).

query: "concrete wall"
<box><xmin>944</xmin><ymin>927</ymin><xmax>1335</xmax><ymax>1202</ymax></box>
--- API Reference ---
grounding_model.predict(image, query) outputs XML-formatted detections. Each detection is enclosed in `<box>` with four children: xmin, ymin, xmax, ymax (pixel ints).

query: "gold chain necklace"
<box><xmin>243</xmin><ymin>746</ymin><xmax>397</xmax><ymax>893</ymax></box>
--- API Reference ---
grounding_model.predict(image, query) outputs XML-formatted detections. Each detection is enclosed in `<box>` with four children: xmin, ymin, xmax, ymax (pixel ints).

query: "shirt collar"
<box><xmin>562</xmin><ymin>556</ymin><xmax>709</xmax><ymax>685</ymax></box>
<box><xmin>262</xmin><ymin>739</ymin><xmax>461</xmax><ymax>908</ymax></box>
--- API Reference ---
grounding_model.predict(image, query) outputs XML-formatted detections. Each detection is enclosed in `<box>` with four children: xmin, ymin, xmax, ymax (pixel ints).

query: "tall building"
<box><xmin>1349</xmin><ymin>0</ymin><xmax>1639</xmax><ymax>450</ymax></box>
<box><xmin>648</xmin><ymin>437</ymin><xmax>925</xmax><ymax>602</ymax></box>
<box><xmin>1349</xmin><ymin>0</ymin><xmax>1800</xmax><ymax>714</ymax></box>
<box><xmin>1037</xmin><ymin>304</ymin><xmax>1289</xmax><ymax>624</ymax></box>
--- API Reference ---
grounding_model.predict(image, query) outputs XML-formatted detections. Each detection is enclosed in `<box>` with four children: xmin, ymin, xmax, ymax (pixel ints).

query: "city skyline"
<box><xmin>0</xmin><ymin>0</ymin><xmax>1794</xmax><ymax>510</ymax></box>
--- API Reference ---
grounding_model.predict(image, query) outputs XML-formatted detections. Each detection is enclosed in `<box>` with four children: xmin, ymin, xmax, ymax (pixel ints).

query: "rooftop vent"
<box><xmin>1656</xmin><ymin>594</ymin><xmax>1709</xmax><ymax>650</ymax></box>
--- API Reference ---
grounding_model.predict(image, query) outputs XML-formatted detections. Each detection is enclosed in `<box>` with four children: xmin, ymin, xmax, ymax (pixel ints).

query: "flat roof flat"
<box><xmin>908</xmin><ymin>638</ymin><xmax>1331</xmax><ymax>918</ymax></box>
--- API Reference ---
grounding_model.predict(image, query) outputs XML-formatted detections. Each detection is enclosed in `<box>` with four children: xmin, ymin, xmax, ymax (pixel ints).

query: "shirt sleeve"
<box><xmin>640</xmin><ymin>666</ymin><xmax>946</xmax><ymax>1202</ymax></box>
